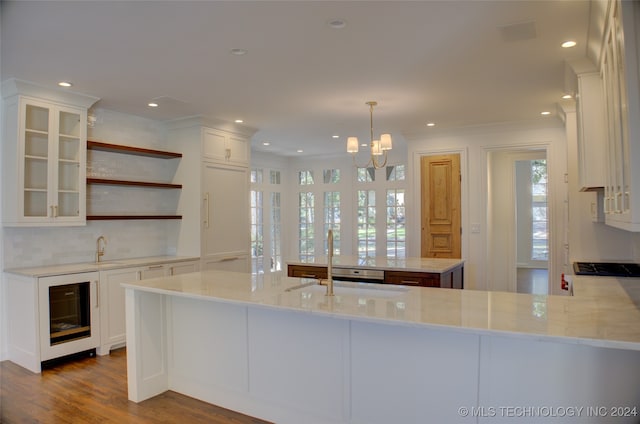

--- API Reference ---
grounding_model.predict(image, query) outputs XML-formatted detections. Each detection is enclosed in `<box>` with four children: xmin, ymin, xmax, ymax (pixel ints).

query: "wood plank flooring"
<box><xmin>0</xmin><ymin>348</ymin><xmax>271</xmax><ymax>423</ymax></box>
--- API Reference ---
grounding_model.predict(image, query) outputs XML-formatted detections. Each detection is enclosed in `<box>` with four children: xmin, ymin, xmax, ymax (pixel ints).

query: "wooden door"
<box><xmin>421</xmin><ymin>154</ymin><xmax>461</xmax><ymax>258</ymax></box>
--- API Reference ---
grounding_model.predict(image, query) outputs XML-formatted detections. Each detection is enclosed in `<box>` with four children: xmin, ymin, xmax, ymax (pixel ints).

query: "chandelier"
<box><xmin>347</xmin><ymin>101</ymin><xmax>392</xmax><ymax>169</ymax></box>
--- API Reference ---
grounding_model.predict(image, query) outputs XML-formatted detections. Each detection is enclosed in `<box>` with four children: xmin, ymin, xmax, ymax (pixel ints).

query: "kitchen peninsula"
<box><xmin>124</xmin><ymin>270</ymin><xmax>640</xmax><ymax>424</ymax></box>
<box><xmin>287</xmin><ymin>256</ymin><xmax>464</xmax><ymax>288</ymax></box>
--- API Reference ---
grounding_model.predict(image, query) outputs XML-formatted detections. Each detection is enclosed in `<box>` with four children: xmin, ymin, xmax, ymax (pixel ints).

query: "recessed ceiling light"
<box><xmin>562</xmin><ymin>94</ymin><xmax>573</xmax><ymax>99</ymax></box>
<box><xmin>541</xmin><ymin>111</ymin><xmax>551</xmax><ymax>116</ymax></box>
<box><xmin>230</xmin><ymin>48</ymin><xmax>248</xmax><ymax>56</ymax></box>
<box><xmin>58</xmin><ymin>81</ymin><xmax>72</xmax><ymax>87</ymax></box>
<box><xmin>561</xmin><ymin>40</ymin><xmax>577</xmax><ymax>48</ymax></box>
<box><xmin>327</xmin><ymin>18</ymin><xmax>347</xmax><ymax>29</ymax></box>
<box><xmin>332</xmin><ymin>135</ymin><xmax>340</xmax><ymax>139</ymax></box>
<box><xmin>148</xmin><ymin>102</ymin><xmax>159</xmax><ymax>108</ymax></box>
<box><xmin>426</xmin><ymin>122</ymin><xmax>436</xmax><ymax>127</ymax></box>
<box><xmin>297</xmin><ymin>149</ymin><xmax>304</xmax><ymax>153</ymax></box>
<box><xmin>235</xmin><ymin>119</ymin><xmax>244</xmax><ymax>123</ymax></box>
<box><xmin>263</xmin><ymin>142</ymin><xmax>270</xmax><ymax>146</ymax></box>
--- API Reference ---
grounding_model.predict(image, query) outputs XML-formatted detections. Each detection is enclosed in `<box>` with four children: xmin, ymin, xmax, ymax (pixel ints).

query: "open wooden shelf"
<box><xmin>87</xmin><ymin>215</ymin><xmax>182</xmax><ymax>221</ymax></box>
<box><xmin>87</xmin><ymin>178</ymin><xmax>182</xmax><ymax>189</ymax></box>
<box><xmin>87</xmin><ymin>140</ymin><xmax>182</xmax><ymax>159</ymax></box>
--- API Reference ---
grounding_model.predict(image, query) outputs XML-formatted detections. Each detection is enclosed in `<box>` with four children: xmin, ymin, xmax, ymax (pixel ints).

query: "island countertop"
<box><xmin>286</xmin><ymin>255</ymin><xmax>464</xmax><ymax>273</ymax></box>
<box><xmin>123</xmin><ymin>270</ymin><xmax>640</xmax><ymax>351</ymax></box>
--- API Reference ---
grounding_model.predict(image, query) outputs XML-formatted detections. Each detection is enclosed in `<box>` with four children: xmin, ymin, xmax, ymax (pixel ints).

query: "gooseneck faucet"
<box><xmin>96</xmin><ymin>235</ymin><xmax>107</xmax><ymax>263</ymax></box>
<box><xmin>326</xmin><ymin>229</ymin><xmax>334</xmax><ymax>296</ymax></box>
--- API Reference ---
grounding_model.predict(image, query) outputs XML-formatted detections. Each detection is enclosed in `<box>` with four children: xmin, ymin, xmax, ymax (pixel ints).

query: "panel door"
<box><xmin>202</xmin><ymin>162</ymin><xmax>250</xmax><ymax>271</ymax></box>
<box><xmin>420</xmin><ymin>154</ymin><xmax>461</xmax><ymax>258</ymax></box>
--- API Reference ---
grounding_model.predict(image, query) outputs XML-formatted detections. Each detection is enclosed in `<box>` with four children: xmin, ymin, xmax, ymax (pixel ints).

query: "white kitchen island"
<box><xmin>123</xmin><ymin>271</ymin><xmax>640</xmax><ymax>423</ymax></box>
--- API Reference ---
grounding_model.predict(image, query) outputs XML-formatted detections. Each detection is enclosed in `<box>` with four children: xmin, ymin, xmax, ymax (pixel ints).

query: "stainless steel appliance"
<box><xmin>331</xmin><ymin>267</ymin><xmax>385</xmax><ymax>284</ymax></box>
<box><xmin>38</xmin><ymin>272</ymin><xmax>100</xmax><ymax>363</ymax></box>
<box><xmin>573</xmin><ymin>262</ymin><xmax>640</xmax><ymax>277</ymax></box>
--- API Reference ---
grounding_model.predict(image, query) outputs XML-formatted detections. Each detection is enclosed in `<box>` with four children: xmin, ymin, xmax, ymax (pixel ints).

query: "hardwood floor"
<box><xmin>516</xmin><ymin>267</ymin><xmax>549</xmax><ymax>294</ymax></box>
<box><xmin>0</xmin><ymin>348</ymin><xmax>271</xmax><ymax>423</ymax></box>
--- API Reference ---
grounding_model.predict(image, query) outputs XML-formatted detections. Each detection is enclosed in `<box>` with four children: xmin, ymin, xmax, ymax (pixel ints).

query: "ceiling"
<box><xmin>1</xmin><ymin>1</ymin><xmax>594</xmax><ymax>157</ymax></box>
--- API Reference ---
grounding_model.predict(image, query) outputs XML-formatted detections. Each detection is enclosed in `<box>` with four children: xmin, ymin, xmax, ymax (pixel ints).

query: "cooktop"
<box><xmin>573</xmin><ymin>262</ymin><xmax>640</xmax><ymax>277</ymax></box>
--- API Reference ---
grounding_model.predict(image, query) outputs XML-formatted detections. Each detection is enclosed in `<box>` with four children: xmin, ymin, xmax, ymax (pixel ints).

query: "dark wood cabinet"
<box><xmin>384</xmin><ymin>271</ymin><xmax>440</xmax><ymax>287</ymax></box>
<box><xmin>288</xmin><ymin>264</ymin><xmax>463</xmax><ymax>289</ymax></box>
<box><xmin>287</xmin><ymin>265</ymin><xmax>328</xmax><ymax>280</ymax></box>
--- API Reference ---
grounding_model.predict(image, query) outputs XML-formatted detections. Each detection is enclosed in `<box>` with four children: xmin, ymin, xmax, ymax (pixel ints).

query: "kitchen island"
<box><xmin>288</xmin><ymin>255</ymin><xmax>464</xmax><ymax>288</ymax></box>
<box><xmin>123</xmin><ymin>271</ymin><xmax>640</xmax><ymax>423</ymax></box>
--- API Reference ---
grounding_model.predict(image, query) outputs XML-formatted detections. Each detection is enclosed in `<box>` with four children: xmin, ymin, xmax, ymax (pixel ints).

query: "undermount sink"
<box><xmin>286</xmin><ymin>280</ymin><xmax>409</xmax><ymax>298</ymax></box>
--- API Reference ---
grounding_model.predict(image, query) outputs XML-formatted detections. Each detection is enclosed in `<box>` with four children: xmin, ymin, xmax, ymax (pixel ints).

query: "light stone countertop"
<box><xmin>4</xmin><ymin>255</ymin><xmax>200</xmax><ymax>277</ymax></box>
<box><xmin>287</xmin><ymin>255</ymin><xmax>464</xmax><ymax>273</ymax></box>
<box><xmin>122</xmin><ymin>270</ymin><xmax>640</xmax><ymax>351</ymax></box>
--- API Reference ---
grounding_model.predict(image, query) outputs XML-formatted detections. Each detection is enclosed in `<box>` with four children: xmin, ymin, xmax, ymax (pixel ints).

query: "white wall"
<box><xmin>406</xmin><ymin>121</ymin><xmax>568</xmax><ymax>292</ymax></box>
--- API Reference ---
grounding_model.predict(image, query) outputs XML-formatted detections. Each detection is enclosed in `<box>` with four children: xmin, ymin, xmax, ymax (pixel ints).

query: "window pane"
<box><xmin>270</xmin><ymin>192</ymin><xmax>281</xmax><ymax>271</ymax></box>
<box><xmin>251</xmin><ymin>168</ymin><xmax>263</xmax><ymax>183</ymax></box>
<box><xmin>298</xmin><ymin>192</ymin><xmax>315</xmax><ymax>261</ymax></box>
<box><xmin>323</xmin><ymin>169</ymin><xmax>340</xmax><ymax>184</ymax></box>
<box><xmin>386</xmin><ymin>189</ymin><xmax>405</xmax><ymax>258</ymax></box>
<box><xmin>357</xmin><ymin>167</ymin><xmax>375</xmax><ymax>182</ymax></box>
<box><xmin>250</xmin><ymin>190</ymin><xmax>264</xmax><ymax>274</ymax></box>
<box><xmin>298</xmin><ymin>170</ymin><xmax>314</xmax><ymax>185</ymax></box>
<box><xmin>270</xmin><ymin>170</ymin><xmax>281</xmax><ymax>185</ymax></box>
<box><xmin>386</xmin><ymin>164</ymin><xmax>405</xmax><ymax>181</ymax></box>
<box><xmin>357</xmin><ymin>190</ymin><xmax>376</xmax><ymax>259</ymax></box>
<box><xmin>324</xmin><ymin>191</ymin><xmax>341</xmax><ymax>255</ymax></box>
<box><xmin>530</xmin><ymin>159</ymin><xmax>548</xmax><ymax>261</ymax></box>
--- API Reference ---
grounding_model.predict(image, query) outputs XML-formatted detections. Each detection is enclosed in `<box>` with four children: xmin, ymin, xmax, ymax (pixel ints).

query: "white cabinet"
<box><xmin>97</xmin><ymin>260</ymin><xmax>200</xmax><ymax>355</ymax></box>
<box><xmin>202</xmin><ymin>162</ymin><xmax>250</xmax><ymax>272</ymax></box>
<box><xmin>5</xmin><ymin>271</ymin><xmax>100</xmax><ymax>373</ymax></box>
<box><xmin>202</xmin><ymin>128</ymin><xmax>249</xmax><ymax>166</ymax></box>
<box><xmin>1</xmin><ymin>79</ymin><xmax>98</xmax><ymax>226</ymax></box>
<box><xmin>576</xmin><ymin>72</ymin><xmax>606</xmax><ymax>190</ymax></box>
<box><xmin>600</xmin><ymin>0</ymin><xmax>640</xmax><ymax>231</ymax></box>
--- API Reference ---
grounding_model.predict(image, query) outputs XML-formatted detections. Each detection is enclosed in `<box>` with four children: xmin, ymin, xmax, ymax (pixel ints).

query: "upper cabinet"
<box><xmin>2</xmin><ymin>79</ymin><xmax>99</xmax><ymax>226</ymax></box>
<box><xmin>576</xmin><ymin>72</ymin><xmax>606</xmax><ymax>191</ymax></box>
<box><xmin>599</xmin><ymin>0</ymin><xmax>640</xmax><ymax>231</ymax></box>
<box><xmin>202</xmin><ymin>127</ymin><xmax>249</xmax><ymax>166</ymax></box>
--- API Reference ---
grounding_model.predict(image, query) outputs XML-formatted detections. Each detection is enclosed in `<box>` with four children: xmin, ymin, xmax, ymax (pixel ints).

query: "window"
<box><xmin>250</xmin><ymin>190</ymin><xmax>264</xmax><ymax>273</ymax></box>
<box><xmin>357</xmin><ymin>190</ymin><xmax>376</xmax><ymax>258</ymax></box>
<box><xmin>250</xmin><ymin>167</ymin><xmax>281</xmax><ymax>274</ymax></box>
<box><xmin>324</xmin><ymin>191</ymin><xmax>341</xmax><ymax>254</ymax></box>
<box><xmin>386</xmin><ymin>189</ymin><xmax>405</xmax><ymax>258</ymax></box>
<box><xmin>531</xmin><ymin>159</ymin><xmax>548</xmax><ymax>261</ymax></box>
<box><xmin>299</xmin><ymin>192</ymin><xmax>315</xmax><ymax>261</ymax></box>
<box><xmin>270</xmin><ymin>170</ymin><xmax>280</xmax><ymax>185</ymax></box>
<box><xmin>270</xmin><ymin>192</ymin><xmax>282</xmax><ymax>271</ymax></box>
<box><xmin>386</xmin><ymin>164</ymin><xmax>405</xmax><ymax>181</ymax></box>
<box><xmin>323</xmin><ymin>169</ymin><xmax>340</xmax><ymax>184</ymax></box>
<box><xmin>298</xmin><ymin>170</ymin><xmax>314</xmax><ymax>185</ymax></box>
<box><xmin>357</xmin><ymin>167</ymin><xmax>375</xmax><ymax>182</ymax></box>
<box><xmin>251</xmin><ymin>168</ymin><xmax>263</xmax><ymax>183</ymax></box>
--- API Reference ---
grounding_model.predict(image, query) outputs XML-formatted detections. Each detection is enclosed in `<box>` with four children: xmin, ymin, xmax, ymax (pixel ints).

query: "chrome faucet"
<box><xmin>96</xmin><ymin>236</ymin><xmax>107</xmax><ymax>263</ymax></box>
<box><xmin>325</xmin><ymin>229</ymin><xmax>334</xmax><ymax>296</ymax></box>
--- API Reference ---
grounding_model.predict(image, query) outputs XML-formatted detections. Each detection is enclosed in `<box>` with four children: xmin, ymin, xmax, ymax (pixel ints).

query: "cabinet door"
<box><xmin>139</xmin><ymin>264</ymin><xmax>166</xmax><ymax>279</ymax></box>
<box><xmin>202</xmin><ymin>128</ymin><xmax>228</xmax><ymax>162</ymax></box>
<box><xmin>384</xmin><ymin>270</ymin><xmax>440</xmax><ymax>287</ymax></box>
<box><xmin>202</xmin><ymin>162</ymin><xmax>250</xmax><ymax>272</ymax></box>
<box><xmin>98</xmin><ymin>268</ymin><xmax>140</xmax><ymax>354</ymax></box>
<box><xmin>17</xmin><ymin>98</ymin><xmax>86</xmax><ymax>225</ymax></box>
<box><xmin>167</xmin><ymin>260</ymin><xmax>200</xmax><ymax>275</ymax></box>
<box><xmin>202</xmin><ymin>128</ymin><xmax>249</xmax><ymax>166</ymax></box>
<box><xmin>576</xmin><ymin>73</ymin><xmax>606</xmax><ymax>190</ymax></box>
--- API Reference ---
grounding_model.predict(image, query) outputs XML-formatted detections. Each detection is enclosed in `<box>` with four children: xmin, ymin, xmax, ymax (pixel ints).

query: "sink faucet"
<box><xmin>96</xmin><ymin>236</ymin><xmax>107</xmax><ymax>263</ymax></box>
<box><xmin>325</xmin><ymin>229</ymin><xmax>334</xmax><ymax>296</ymax></box>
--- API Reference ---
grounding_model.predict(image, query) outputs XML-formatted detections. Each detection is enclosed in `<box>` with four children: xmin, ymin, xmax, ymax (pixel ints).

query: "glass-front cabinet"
<box><xmin>22</xmin><ymin>100</ymin><xmax>84</xmax><ymax>222</ymax></box>
<box><xmin>2</xmin><ymin>79</ymin><xmax>97</xmax><ymax>226</ymax></box>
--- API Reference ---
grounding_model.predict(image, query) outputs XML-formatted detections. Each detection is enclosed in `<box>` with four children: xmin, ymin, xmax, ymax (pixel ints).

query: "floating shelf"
<box><xmin>87</xmin><ymin>215</ymin><xmax>182</xmax><ymax>221</ymax></box>
<box><xmin>87</xmin><ymin>178</ymin><xmax>182</xmax><ymax>189</ymax></box>
<box><xmin>87</xmin><ymin>140</ymin><xmax>182</xmax><ymax>159</ymax></box>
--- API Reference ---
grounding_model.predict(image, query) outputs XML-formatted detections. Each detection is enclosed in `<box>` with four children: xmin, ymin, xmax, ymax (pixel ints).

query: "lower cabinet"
<box><xmin>97</xmin><ymin>260</ymin><xmax>199</xmax><ymax>355</ymax></box>
<box><xmin>287</xmin><ymin>265</ymin><xmax>329</xmax><ymax>280</ymax></box>
<box><xmin>383</xmin><ymin>271</ymin><xmax>440</xmax><ymax>287</ymax></box>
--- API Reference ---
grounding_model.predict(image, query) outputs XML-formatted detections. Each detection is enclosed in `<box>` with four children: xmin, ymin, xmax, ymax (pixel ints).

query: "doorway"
<box><xmin>486</xmin><ymin>148</ymin><xmax>550</xmax><ymax>293</ymax></box>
